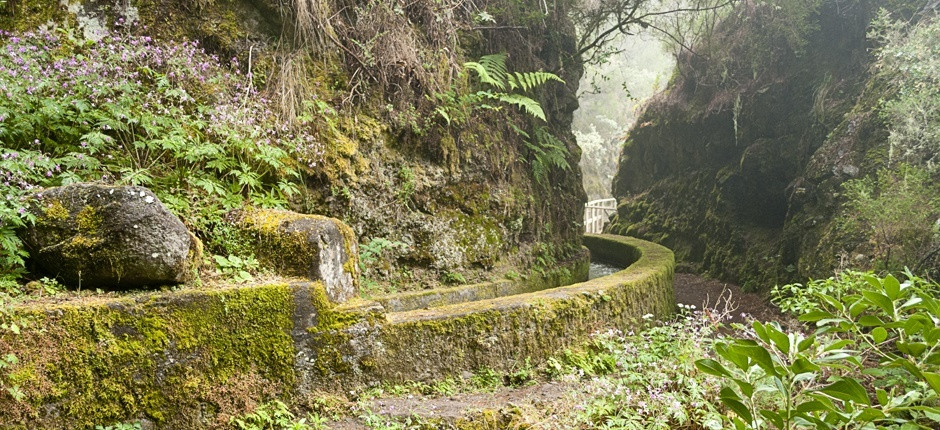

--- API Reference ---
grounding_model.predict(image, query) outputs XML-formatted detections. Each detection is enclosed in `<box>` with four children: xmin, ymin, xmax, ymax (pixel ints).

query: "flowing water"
<box><xmin>589</xmin><ymin>261</ymin><xmax>623</xmax><ymax>280</ymax></box>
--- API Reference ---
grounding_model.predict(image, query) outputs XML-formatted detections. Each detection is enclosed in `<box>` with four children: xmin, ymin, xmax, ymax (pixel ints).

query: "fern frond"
<box><xmin>523</xmin><ymin>127</ymin><xmax>570</xmax><ymax>186</ymax></box>
<box><xmin>535</xmin><ymin>127</ymin><xmax>570</xmax><ymax>171</ymax></box>
<box><xmin>478</xmin><ymin>53</ymin><xmax>508</xmax><ymax>82</ymax></box>
<box><xmin>497</xmin><ymin>94</ymin><xmax>546</xmax><ymax>121</ymax></box>
<box><xmin>464</xmin><ymin>53</ymin><xmax>509</xmax><ymax>90</ymax></box>
<box><xmin>507</xmin><ymin>71</ymin><xmax>564</xmax><ymax>92</ymax></box>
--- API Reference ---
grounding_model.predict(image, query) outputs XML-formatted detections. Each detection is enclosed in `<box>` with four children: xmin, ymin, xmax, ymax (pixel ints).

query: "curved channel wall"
<box><xmin>0</xmin><ymin>234</ymin><xmax>674</xmax><ymax>429</ymax></box>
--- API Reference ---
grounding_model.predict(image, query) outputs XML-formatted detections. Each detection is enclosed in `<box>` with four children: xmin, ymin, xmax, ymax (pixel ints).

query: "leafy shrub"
<box><xmin>698</xmin><ymin>271</ymin><xmax>940</xmax><ymax>429</ymax></box>
<box><xmin>839</xmin><ymin>165</ymin><xmax>940</xmax><ymax>272</ymax></box>
<box><xmin>871</xmin><ymin>12</ymin><xmax>940</xmax><ymax>170</ymax></box>
<box><xmin>0</xmin><ymin>27</ymin><xmax>323</xmax><ymax>275</ymax></box>
<box><xmin>770</xmin><ymin>271</ymin><xmax>869</xmax><ymax>315</ymax></box>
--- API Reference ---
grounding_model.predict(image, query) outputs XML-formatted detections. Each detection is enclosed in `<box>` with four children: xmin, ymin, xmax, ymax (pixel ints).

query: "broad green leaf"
<box><xmin>875</xmin><ymin>388</ymin><xmax>888</xmax><ymax>406</ymax></box>
<box><xmin>799</xmin><ymin>311</ymin><xmax>833</xmax><ymax>322</ymax></box>
<box><xmin>883</xmin><ymin>274</ymin><xmax>901</xmax><ymax>300</ymax></box>
<box><xmin>871</xmin><ymin>327</ymin><xmax>888</xmax><ymax>344</ymax></box>
<box><xmin>819</xmin><ymin>378</ymin><xmax>870</xmax><ymax>405</ymax></box>
<box><xmin>858</xmin><ymin>315</ymin><xmax>885</xmax><ymax>327</ymax></box>
<box><xmin>855</xmin><ymin>407</ymin><xmax>886</xmax><ymax>421</ymax></box>
<box><xmin>795</xmin><ymin>400</ymin><xmax>827</xmax><ymax>413</ymax></box>
<box><xmin>695</xmin><ymin>359</ymin><xmax>730</xmax><ymax>378</ymax></box>
<box><xmin>766</xmin><ymin>324</ymin><xmax>791</xmax><ymax>355</ymax></box>
<box><xmin>760</xmin><ymin>410</ymin><xmax>785</xmax><ymax>429</ymax></box>
<box><xmin>720</xmin><ymin>387</ymin><xmax>753</xmax><ymax>424</ymax></box>
<box><xmin>863</xmin><ymin>274</ymin><xmax>881</xmax><ymax>290</ymax></box>
<box><xmin>791</xmin><ymin>357</ymin><xmax>821</xmax><ymax>374</ymax></box>
<box><xmin>734</xmin><ymin>379</ymin><xmax>755</xmax><ymax>398</ymax></box>
<box><xmin>897</xmin><ymin>341</ymin><xmax>927</xmax><ymax>357</ymax></box>
<box><xmin>923</xmin><ymin>372</ymin><xmax>940</xmax><ymax>396</ymax></box>
<box><xmin>861</xmin><ymin>290</ymin><xmax>894</xmax><ymax>316</ymax></box>
<box><xmin>732</xmin><ymin>341</ymin><xmax>777</xmax><ymax>376</ymax></box>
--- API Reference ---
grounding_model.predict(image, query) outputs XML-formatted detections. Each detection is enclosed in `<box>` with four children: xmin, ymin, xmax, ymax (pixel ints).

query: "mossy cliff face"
<box><xmin>0</xmin><ymin>0</ymin><xmax>586</xmax><ymax>287</ymax></box>
<box><xmin>608</xmin><ymin>0</ymin><xmax>927</xmax><ymax>289</ymax></box>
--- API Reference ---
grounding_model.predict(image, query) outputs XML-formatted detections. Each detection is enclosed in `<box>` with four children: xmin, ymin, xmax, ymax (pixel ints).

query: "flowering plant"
<box><xmin>0</xmin><ymin>27</ymin><xmax>323</xmax><ymax>274</ymax></box>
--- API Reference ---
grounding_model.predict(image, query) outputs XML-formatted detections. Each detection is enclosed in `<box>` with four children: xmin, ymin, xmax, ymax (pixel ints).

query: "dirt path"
<box><xmin>673</xmin><ymin>272</ymin><xmax>790</xmax><ymax>325</ymax></box>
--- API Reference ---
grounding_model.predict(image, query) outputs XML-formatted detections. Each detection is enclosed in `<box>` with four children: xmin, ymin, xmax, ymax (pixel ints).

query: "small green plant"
<box><xmin>213</xmin><ymin>254</ymin><xmax>260</xmax><ymax>283</ymax></box>
<box><xmin>34</xmin><ymin>277</ymin><xmax>64</xmax><ymax>297</ymax></box>
<box><xmin>0</xmin><ymin>292</ymin><xmax>24</xmax><ymax>402</ymax></box>
<box><xmin>441</xmin><ymin>271</ymin><xmax>466</xmax><ymax>285</ymax></box>
<box><xmin>429</xmin><ymin>377</ymin><xmax>459</xmax><ymax>396</ymax></box>
<box><xmin>230</xmin><ymin>400</ymin><xmax>323</xmax><ymax>430</ymax></box>
<box><xmin>516</xmin><ymin>125</ymin><xmax>571</xmax><ymax>186</ymax></box>
<box><xmin>396</xmin><ymin>167</ymin><xmax>416</xmax><ymax>204</ymax></box>
<box><xmin>358</xmin><ymin>238</ymin><xmax>408</xmax><ymax>272</ymax></box>
<box><xmin>0</xmin><ymin>276</ymin><xmax>20</xmax><ymax>296</ymax></box>
<box><xmin>504</xmin><ymin>358</ymin><xmax>536</xmax><ymax>387</ymax></box>
<box><xmin>470</xmin><ymin>367</ymin><xmax>502</xmax><ymax>392</ymax></box>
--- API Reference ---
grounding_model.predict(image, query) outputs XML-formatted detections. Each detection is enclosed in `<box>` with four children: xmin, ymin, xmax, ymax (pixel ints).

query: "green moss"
<box><xmin>75</xmin><ymin>205</ymin><xmax>102</xmax><ymax>232</ymax></box>
<box><xmin>2</xmin><ymin>283</ymin><xmax>297</xmax><ymax>428</ymax></box>
<box><xmin>0</xmin><ymin>0</ymin><xmax>69</xmax><ymax>32</ymax></box>
<box><xmin>41</xmin><ymin>199</ymin><xmax>69</xmax><ymax>223</ymax></box>
<box><xmin>237</xmin><ymin>208</ymin><xmax>359</xmax><ymax>291</ymax></box>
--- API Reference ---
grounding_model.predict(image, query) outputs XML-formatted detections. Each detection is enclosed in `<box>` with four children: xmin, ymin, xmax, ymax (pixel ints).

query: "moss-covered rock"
<box><xmin>235</xmin><ymin>208</ymin><xmax>359</xmax><ymax>303</ymax></box>
<box><xmin>20</xmin><ymin>184</ymin><xmax>201</xmax><ymax>290</ymax></box>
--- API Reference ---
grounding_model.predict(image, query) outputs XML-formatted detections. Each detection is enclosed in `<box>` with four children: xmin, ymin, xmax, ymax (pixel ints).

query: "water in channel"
<box><xmin>589</xmin><ymin>261</ymin><xmax>623</xmax><ymax>280</ymax></box>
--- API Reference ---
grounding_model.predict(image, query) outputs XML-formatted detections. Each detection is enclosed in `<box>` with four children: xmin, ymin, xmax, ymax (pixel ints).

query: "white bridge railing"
<box><xmin>584</xmin><ymin>198</ymin><xmax>617</xmax><ymax>234</ymax></box>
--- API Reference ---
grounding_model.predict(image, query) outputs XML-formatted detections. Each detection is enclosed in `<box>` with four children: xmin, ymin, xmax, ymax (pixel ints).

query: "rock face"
<box><xmin>236</xmin><ymin>208</ymin><xmax>359</xmax><ymax>303</ymax></box>
<box><xmin>21</xmin><ymin>183</ymin><xmax>200</xmax><ymax>289</ymax></box>
<box><xmin>607</xmin><ymin>1</ymin><xmax>924</xmax><ymax>288</ymax></box>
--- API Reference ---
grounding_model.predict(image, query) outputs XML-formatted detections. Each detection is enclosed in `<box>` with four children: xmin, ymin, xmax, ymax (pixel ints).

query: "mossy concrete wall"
<box><xmin>0</xmin><ymin>235</ymin><xmax>673</xmax><ymax>428</ymax></box>
<box><xmin>1</xmin><ymin>282</ymin><xmax>304</xmax><ymax>429</ymax></box>
<box><xmin>304</xmin><ymin>234</ymin><xmax>674</xmax><ymax>389</ymax></box>
<box><xmin>365</xmin><ymin>247</ymin><xmax>590</xmax><ymax>313</ymax></box>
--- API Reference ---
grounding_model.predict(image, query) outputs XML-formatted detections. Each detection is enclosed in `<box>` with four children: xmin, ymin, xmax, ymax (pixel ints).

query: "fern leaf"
<box><xmin>435</xmin><ymin>107</ymin><xmax>452</xmax><ymax>125</ymax></box>
<box><xmin>497</xmin><ymin>94</ymin><xmax>546</xmax><ymax>121</ymax></box>
<box><xmin>478</xmin><ymin>53</ymin><xmax>508</xmax><ymax>81</ymax></box>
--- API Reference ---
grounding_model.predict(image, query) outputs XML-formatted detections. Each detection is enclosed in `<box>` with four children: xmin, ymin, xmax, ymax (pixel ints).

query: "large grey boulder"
<box><xmin>235</xmin><ymin>208</ymin><xmax>359</xmax><ymax>303</ymax></box>
<box><xmin>21</xmin><ymin>183</ymin><xmax>201</xmax><ymax>290</ymax></box>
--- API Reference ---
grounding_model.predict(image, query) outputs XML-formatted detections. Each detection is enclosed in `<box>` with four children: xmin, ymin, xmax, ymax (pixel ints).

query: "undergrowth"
<box><xmin>0</xmin><ymin>27</ymin><xmax>323</xmax><ymax>276</ymax></box>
